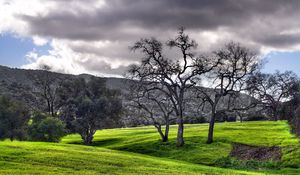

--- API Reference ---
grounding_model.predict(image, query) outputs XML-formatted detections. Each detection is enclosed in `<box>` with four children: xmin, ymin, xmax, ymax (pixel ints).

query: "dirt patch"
<box><xmin>230</xmin><ymin>143</ymin><xmax>282</xmax><ymax>161</ymax></box>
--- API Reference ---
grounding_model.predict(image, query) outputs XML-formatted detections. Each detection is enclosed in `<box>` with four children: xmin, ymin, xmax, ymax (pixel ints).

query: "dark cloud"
<box><xmin>257</xmin><ymin>34</ymin><xmax>300</xmax><ymax>48</ymax></box>
<box><xmin>20</xmin><ymin>0</ymin><xmax>300</xmax><ymax>42</ymax></box>
<box><xmin>16</xmin><ymin>0</ymin><xmax>300</xmax><ymax>76</ymax></box>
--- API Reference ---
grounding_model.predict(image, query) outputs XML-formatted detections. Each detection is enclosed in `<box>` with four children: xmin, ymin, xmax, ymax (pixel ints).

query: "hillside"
<box><xmin>0</xmin><ymin>65</ymin><xmax>258</xmax><ymax>126</ymax></box>
<box><xmin>1</xmin><ymin>121</ymin><xmax>299</xmax><ymax>174</ymax></box>
<box><xmin>0</xmin><ymin>65</ymin><xmax>128</xmax><ymax>91</ymax></box>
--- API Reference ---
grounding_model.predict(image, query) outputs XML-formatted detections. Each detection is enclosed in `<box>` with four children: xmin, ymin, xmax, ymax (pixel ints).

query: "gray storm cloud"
<box><xmin>7</xmin><ymin>0</ymin><xmax>300</xmax><ymax>76</ymax></box>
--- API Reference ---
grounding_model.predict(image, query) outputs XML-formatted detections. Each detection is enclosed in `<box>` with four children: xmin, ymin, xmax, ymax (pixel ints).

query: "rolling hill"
<box><xmin>1</xmin><ymin>121</ymin><xmax>299</xmax><ymax>174</ymax></box>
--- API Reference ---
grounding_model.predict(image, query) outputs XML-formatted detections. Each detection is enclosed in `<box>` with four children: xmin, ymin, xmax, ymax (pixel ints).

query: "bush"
<box><xmin>184</xmin><ymin>115</ymin><xmax>207</xmax><ymax>124</ymax></box>
<box><xmin>226</xmin><ymin>116</ymin><xmax>237</xmax><ymax>122</ymax></box>
<box><xmin>215</xmin><ymin>111</ymin><xmax>230</xmax><ymax>122</ymax></box>
<box><xmin>29</xmin><ymin>113</ymin><xmax>66</xmax><ymax>142</ymax></box>
<box><xmin>293</xmin><ymin>106</ymin><xmax>300</xmax><ymax>136</ymax></box>
<box><xmin>245</xmin><ymin>114</ymin><xmax>267</xmax><ymax>121</ymax></box>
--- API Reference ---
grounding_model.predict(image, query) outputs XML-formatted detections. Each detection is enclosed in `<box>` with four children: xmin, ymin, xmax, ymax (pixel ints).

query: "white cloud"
<box><xmin>32</xmin><ymin>36</ymin><xmax>48</xmax><ymax>46</ymax></box>
<box><xmin>25</xmin><ymin>49</ymin><xmax>38</xmax><ymax>62</ymax></box>
<box><xmin>0</xmin><ymin>0</ymin><xmax>54</xmax><ymax>35</ymax></box>
<box><xmin>22</xmin><ymin>39</ymin><xmax>128</xmax><ymax>77</ymax></box>
<box><xmin>22</xmin><ymin>39</ymin><xmax>87</xmax><ymax>75</ymax></box>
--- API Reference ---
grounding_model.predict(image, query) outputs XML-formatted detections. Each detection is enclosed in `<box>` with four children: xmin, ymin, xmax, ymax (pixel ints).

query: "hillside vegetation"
<box><xmin>0</xmin><ymin>121</ymin><xmax>299</xmax><ymax>174</ymax></box>
<box><xmin>0</xmin><ymin>65</ymin><xmax>256</xmax><ymax>127</ymax></box>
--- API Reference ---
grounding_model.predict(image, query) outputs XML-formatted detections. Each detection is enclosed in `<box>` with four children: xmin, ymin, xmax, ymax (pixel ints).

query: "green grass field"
<box><xmin>1</xmin><ymin>121</ymin><xmax>300</xmax><ymax>174</ymax></box>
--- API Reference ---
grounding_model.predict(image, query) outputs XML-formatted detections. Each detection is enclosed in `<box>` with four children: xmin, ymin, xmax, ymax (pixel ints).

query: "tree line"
<box><xmin>0</xmin><ymin>73</ymin><xmax>122</xmax><ymax>145</ymax></box>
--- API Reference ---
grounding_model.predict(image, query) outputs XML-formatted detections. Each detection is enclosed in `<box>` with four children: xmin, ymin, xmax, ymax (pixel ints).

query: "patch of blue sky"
<box><xmin>262</xmin><ymin>51</ymin><xmax>300</xmax><ymax>76</ymax></box>
<box><xmin>0</xmin><ymin>33</ymin><xmax>50</xmax><ymax>67</ymax></box>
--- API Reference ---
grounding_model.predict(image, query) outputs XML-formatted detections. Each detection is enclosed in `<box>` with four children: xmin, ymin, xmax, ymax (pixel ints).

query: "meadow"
<box><xmin>1</xmin><ymin>121</ymin><xmax>300</xmax><ymax>174</ymax></box>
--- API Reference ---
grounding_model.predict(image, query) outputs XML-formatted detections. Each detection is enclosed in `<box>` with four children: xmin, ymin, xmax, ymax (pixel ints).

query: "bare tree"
<box><xmin>195</xmin><ymin>42</ymin><xmax>260</xmax><ymax>144</ymax></box>
<box><xmin>128</xmin><ymin>28</ymin><xmax>217</xmax><ymax>146</ymax></box>
<box><xmin>128</xmin><ymin>82</ymin><xmax>175</xmax><ymax>142</ymax></box>
<box><xmin>29</xmin><ymin>65</ymin><xmax>61</xmax><ymax>116</ymax></box>
<box><xmin>247</xmin><ymin>71</ymin><xmax>299</xmax><ymax>121</ymax></box>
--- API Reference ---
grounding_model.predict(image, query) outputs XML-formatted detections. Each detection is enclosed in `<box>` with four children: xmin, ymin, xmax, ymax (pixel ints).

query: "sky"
<box><xmin>0</xmin><ymin>0</ymin><xmax>300</xmax><ymax>77</ymax></box>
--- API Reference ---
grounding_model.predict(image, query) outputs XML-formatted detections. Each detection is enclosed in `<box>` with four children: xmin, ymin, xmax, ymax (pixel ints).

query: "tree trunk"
<box><xmin>47</xmin><ymin>99</ymin><xmax>51</xmax><ymax>115</ymax></box>
<box><xmin>50</xmin><ymin>102</ymin><xmax>54</xmax><ymax>116</ymax></box>
<box><xmin>273</xmin><ymin>109</ymin><xmax>278</xmax><ymax>121</ymax></box>
<box><xmin>82</xmin><ymin>130</ymin><xmax>94</xmax><ymax>145</ymax></box>
<box><xmin>297</xmin><ymin>116</ymin><xmax>300</xmax><ymax>136</ymax></box>
<box><xmin>156</xmin><ymin>125</ymin><xmax>166</xmax><ymax>142</ymax></box>
<box><xmin>84</xmin><ymin>135</ymin><xmax>93</xmax><ymax>145</ymax></box>
<box><xmin>163</xmin><ymin>122</ymin><xmax>170</xmax><ymax>142</ymax></box>
<box><xmin>177</xmin><ymin>116</ymin><xmax>184</xmax><ymax>147</ymax></box>
<box><xmin>207</xmin><ymin>107</ymin><xmax>216</xmax><ymax>144</ymax></box>
<box><xmin>162</xmin><ymin>135</ymin><xmax>168</xmax><ymax>142</ymax></box>
<box><xmin>155</xmin><ymin>124</ymin><xmax>169</xmax><ymax>142</ymax></box>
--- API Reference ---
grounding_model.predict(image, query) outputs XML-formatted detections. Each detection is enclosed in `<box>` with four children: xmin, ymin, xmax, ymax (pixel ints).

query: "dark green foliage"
<box><xmin>245</xmin><ymin>114</ymin><xmax>267</xmax><ymax>121</ymax></box>
<box><xmin>215</xmin><ymin>111</ymin><xmax>228</xmax><ymax>122</ymax></box>
<box><xmin>279</xmin><ymin>92</ymin><xmax>300</xmax><ymax>137</ymax></box>
<box><xmin>185</xmin><ymin>116</ymin><xmax>207</xmax><ymax>124</ymax></box>
<box><xmin>0</xmin><ymin>96</ymin><xmax>30</xmax><ymax>141</ymax></box>
<box><xmin>58</xmin><ymin>77</ymin><xmax>122</xmax><ymax>145</ymax></box>
<box><xmin>293</xmin><ymin>106</ymin><xmax>300</xmax><ymax>136</ymax></box>
<box><xmin>28</xmin><ymin>113</ymin><xmax>66</xmax><ymax>142</ymax></box>
<box><xmin>226</xmin><ymin>116</ymin><xmax>237</xmax><ymax>122</ymax></box>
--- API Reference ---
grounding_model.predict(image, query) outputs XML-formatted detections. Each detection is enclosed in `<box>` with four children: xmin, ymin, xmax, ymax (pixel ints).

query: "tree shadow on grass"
<box><xmin>115</xmin><ymin>136</ymin><xmax>232</xmax><ymax>165</ymax></box>
<box><xmin>67</xmin><ymin>138</ymin><xmax>124</xmax><ymax>147</ymax></box>
<box><xmin>90</xmin><ymin>138</ymin><xmax>124</xmax><ymax>147</ymax></box>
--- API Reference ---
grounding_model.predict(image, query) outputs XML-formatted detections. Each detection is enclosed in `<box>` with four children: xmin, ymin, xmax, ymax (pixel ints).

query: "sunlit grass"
<box><xmin>62</xmin><ymin>121</ymin><xmax>300</xmax><ymax>174</ymax></box>
<box><xmin>0</xmin><ymin>141</ymin><xmax>263</xmax><ymax>175</ymax></box>
<box><xmin>0</xmin><ymin>121</ymin><xmax>299</xmax><ymax>174</ymax></box>
<box><xmin>63</xmin><ymin>121</ymin><xmax>299</xmax><ymax>166</ymax></box>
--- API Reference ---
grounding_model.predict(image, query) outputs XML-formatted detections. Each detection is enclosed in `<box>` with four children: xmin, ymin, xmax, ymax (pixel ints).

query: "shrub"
<box><xmin>245</xmin><ymin>114</ymin><xmax>267</xmax><ymax>121</ymax></box>
<box><xmin>226</xmin><ymin>116</ymin><xmax>237</xmax><ymax>122</ymax></box>
<box><xmin>293</xmin><ymin>106</ymin><xmax>300</xmax><ymax>136</ymax></box>
<box><xmin>29</xmin><ymin>113</ymin><xmax>66</xmax><ymax>142</ymax></box>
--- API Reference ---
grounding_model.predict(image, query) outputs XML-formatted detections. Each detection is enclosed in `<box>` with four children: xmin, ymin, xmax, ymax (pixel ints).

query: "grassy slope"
<box><xmin>0</xmin><ymin>121</ymin><xmax>299</xmax><ymax>174</ymax></box>
<box><xmin>63</xmin><ymin>121</ymin><xmax>300</xmax><ymax>174</ymax></box>
<box><xmin>0</xmin><ymin>141</ymin><xmax>262</xmax><ymax>175</ymax></box>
